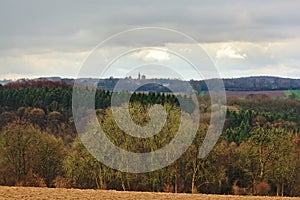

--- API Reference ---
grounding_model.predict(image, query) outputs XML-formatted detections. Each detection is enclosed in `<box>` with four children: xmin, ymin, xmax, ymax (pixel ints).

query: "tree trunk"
<box><xmin>276</xmin><ymin>183</ymin><xmax>280</xmax><ymax>196</ymax></box>
<box><xmin>252</xmin><ymin>179</ymin><xmax>256</xmax><ymax>195</ymax></box>
<box><xmin>218</xmin><ymin>179</ymin><xmax>222</xmax><ymax>193</ymax></box>
<box><xmin>127</xmin><ymin>179</ymin><xmax>131</xmax><ymax>191</ymax></box>
<box><xmin>259</xmin><ymin>145</ymin><xmax>264</xmax><ymax>181</ymax></box>
<box><xmin>191</xmin><ymin>172</ymin><xmax>196</xmax><ymax>194</ymax></box>
<box><xmin>191</xmin><ymin>158</ymin><xmax>198</xmax><ymax>194</ymax></box>
<box><xmin>121</xmin><ymin>179</ymin><xmax>126</xmax><ymax>191</ymax></box>
<box><xmin>174</xmin><ymin>172</ymin><xmax>178</xmax><ymax>193</ymax></box>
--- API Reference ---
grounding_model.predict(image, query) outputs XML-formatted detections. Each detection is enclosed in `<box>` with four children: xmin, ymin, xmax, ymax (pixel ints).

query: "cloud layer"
<box><xmin>0</xmin><ymin>1</ymin><xmax>299</xmax><ymax>79</ymax></box>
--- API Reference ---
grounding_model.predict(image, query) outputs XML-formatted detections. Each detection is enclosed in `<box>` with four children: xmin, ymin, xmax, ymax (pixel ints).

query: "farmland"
<box><xmin>0</xmin><ymin>186</ymin><xmax>299</xmax><ymax>200</ymax></box>
<box><xmin>223</xmin><ymin>90</ymin><xmax>300</xmax><ymax>99</ymax></box>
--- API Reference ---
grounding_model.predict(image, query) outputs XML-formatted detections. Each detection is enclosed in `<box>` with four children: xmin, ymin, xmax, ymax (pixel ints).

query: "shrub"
<box><xmin>255</xmin><ymin>181</ymin><xmax>271</xmax><ymax>196</ymax></box>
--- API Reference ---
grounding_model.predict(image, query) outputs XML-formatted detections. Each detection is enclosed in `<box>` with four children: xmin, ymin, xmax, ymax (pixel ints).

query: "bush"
<box><xmin>53</xmin><ymin>176</ymin><xmax>71</xmax><ymax>188</ymax></box>
<box><xmin>255</xmin><ymin>181</ymin><xmax>271</xmax><ymax>196</ymax></box>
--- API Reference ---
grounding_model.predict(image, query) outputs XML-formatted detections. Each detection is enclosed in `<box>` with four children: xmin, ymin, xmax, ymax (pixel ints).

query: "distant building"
<box><xmin>141</xmin><ymin>74</ymin><xmax>146</xmax><ymax>80</ymax></box>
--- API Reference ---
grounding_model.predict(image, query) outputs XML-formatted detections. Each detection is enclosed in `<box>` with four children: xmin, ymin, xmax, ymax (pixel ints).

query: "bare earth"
<box><xmin>225</xmin><ymin>90</ymin><xmax>286</xmax><ymax>99</ymax></box>
<box><xmin>0</xmin><ymin>187</ymin><xmax>299</xmax><ymax>200</ymax></box>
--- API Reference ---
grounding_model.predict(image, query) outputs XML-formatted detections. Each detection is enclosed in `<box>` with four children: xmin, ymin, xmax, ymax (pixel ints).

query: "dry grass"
<box><xmin>0</xmin><ymin>186</ymin><xmax>299</xmax><ymax>200</ymax></box>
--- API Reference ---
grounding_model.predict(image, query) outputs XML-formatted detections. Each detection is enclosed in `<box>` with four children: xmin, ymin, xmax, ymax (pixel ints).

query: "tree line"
<box><xmin>0</xmin><ymin>81</ymin><xmax>299</xmax><ymax>196</ymax></box>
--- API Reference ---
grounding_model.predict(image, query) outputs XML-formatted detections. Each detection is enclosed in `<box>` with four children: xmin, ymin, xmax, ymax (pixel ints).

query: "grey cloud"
<box><xmin>0</xmin><ymin>0</ymin><xmax>299</xmax><ymax>50</ymax></box>
<box><xmin>0</xmin><ymin>0</ymin><xmax>299</xmax><ymax>79</ymax></box>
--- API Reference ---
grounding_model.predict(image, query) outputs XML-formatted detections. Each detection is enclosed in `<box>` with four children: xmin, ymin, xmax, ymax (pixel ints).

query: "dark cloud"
<box><xmin>0</xmin><ymin>0</ymin><xmax>299</xmax><ymax>79</ymax></box>
<box><xmin>0</xmin><ymin>0</ymin><xmax>299</xmax><ymax>50</ymax></box>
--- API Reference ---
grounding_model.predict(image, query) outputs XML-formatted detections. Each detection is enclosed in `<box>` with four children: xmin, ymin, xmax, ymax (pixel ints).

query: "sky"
<box><xmin>0</xmin><ymin>0</ymin><xmax>300</xmax><ymax>80</ymax></box>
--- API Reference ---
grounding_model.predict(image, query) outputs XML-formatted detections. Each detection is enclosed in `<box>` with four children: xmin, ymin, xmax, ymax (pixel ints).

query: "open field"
<box><xmin>223</xmin><ymin>89</ymin><xmax>300</xmax><ymax>99</ymax></box>
<box><xmin>284</xmin><ymin>90</ymin><xmax>300</xmax><ymax>100</ymax></box>
<box><xmin>0</xmin><ymin>187</ymin><xmax>299</xmax><ymax>200</ymax></box>
<box><xmin>225</xmin><ymin>90</ymin><xmax>286</xmax><ymax>99</ymax></box>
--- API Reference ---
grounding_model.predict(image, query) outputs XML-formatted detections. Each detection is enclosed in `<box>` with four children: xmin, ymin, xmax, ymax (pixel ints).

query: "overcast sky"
<box><xmin>0</xmin><ymin>0</ymin><xmax>300</xmax><ymax>80</ymax></box>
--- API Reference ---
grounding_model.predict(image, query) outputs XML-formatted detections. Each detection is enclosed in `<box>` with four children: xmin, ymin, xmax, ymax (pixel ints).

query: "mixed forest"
<box><xmin>0</xmin><ymin>80</ymin><xmax>299</xmax><ymax>197</ymax></box>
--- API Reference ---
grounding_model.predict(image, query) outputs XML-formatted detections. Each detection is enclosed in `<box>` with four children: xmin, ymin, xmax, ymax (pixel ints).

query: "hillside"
<box><xmin>3</xmin><ymin>76</ymin><xmax>300</xmax><ymax>93</ymax></box>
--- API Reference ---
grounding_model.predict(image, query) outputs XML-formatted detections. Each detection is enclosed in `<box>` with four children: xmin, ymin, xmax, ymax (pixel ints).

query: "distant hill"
<box><xmin>3</xmin><ymin>76</ymin><xmax>300</xmax><ymax>93</ymax></box>
<box><xmin>222</xmin><ymin>76</ymin><xmax>300</xmax><ymax>91</ymax></box>
<box><xmin>0</xmin><ymin>79</ymin><xmax>13</xmax><ymax>85</ymax></box>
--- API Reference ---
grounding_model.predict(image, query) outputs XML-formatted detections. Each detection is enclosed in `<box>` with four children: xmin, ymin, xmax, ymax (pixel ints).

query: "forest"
<box><xmin>0</xmin><ymin>80</ymin><xmax>299</xmax><ymax>197</ymax></box>
<box><xmin>9</xmin><ymin>75</ymin><xmax>300</xmax><ymax>93</ymax></box>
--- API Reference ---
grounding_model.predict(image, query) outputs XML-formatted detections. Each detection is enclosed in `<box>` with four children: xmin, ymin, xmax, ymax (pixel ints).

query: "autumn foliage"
<box><xmin>0</xmin><ymin>83</ymin><xmax>299</xmax><ymax>197</ymax></box>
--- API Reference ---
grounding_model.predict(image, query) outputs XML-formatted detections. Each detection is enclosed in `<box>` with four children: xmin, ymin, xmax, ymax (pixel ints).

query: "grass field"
<box><xmin>0</xmin><ymin>186</ymin><xmax>299</xmax><ymax>200</ymax></box>
<box><xmin>223</xmin><ymin>89</ymin><xmax>300</xmax><ymax>100</ymax></box>
<box><xmin>284</xmin><ymin>90</ymin><xmax>300</xmax><ymax>100</ymax></box>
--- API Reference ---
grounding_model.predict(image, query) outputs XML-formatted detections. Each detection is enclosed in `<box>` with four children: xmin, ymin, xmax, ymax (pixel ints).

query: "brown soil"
<box><xmin>0</xmin><ymin>186</ymin><xmax>299</xmax><ymax>200</ymax></box>
<box><xmin>225</xmin><ymin>91</ymin><xmax>286</xmax><ymax>99</ymax></box>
